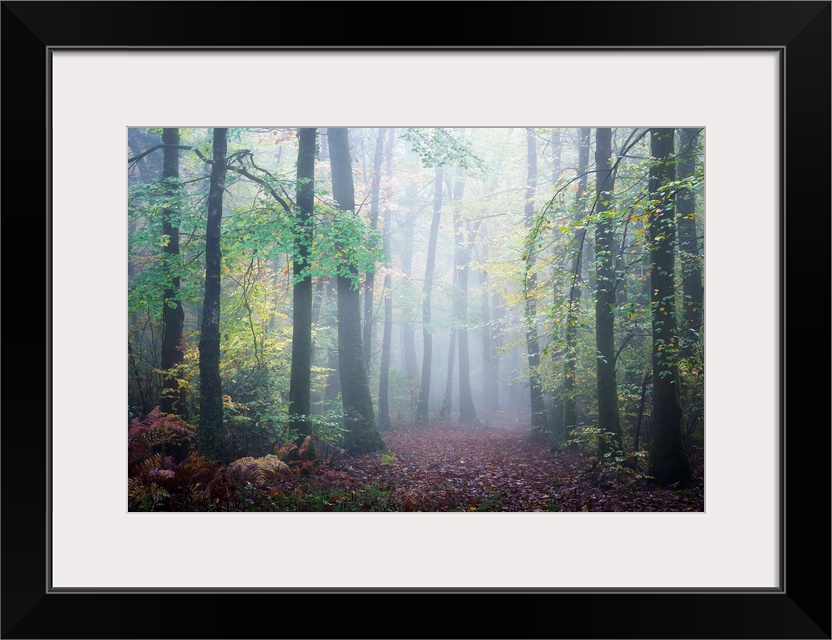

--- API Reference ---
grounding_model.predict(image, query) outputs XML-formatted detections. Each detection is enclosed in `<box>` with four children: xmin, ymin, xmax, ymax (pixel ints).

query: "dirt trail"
<box><xmin>327</xmin><ymin>424</ymin><xmax>703</xmax><ymax>512</ymax></box>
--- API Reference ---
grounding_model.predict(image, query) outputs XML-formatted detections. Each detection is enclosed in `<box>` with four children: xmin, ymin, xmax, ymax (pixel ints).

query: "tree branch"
<box><xmin>127</xmin><ymin>144</ymin><xmax>200</xmax><ymax>166</ymax></box>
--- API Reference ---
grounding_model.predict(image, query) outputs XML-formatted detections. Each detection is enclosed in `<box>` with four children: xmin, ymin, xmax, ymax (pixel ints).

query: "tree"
<box><xmin>415</xmin><ymin>166</ymin><xmax>444</xmax><ymax>424</ymax></box>
<box><xmin>457</xmin><ymin>220</ymin><xmax>479</xmax><ymax>423</ymax></box>
<box><xmin>476</xmin><ymin>226</ymin><xmax>499</xmax><ymax>412</ymax></box>
<box><xmin>363</xmin><ymin>128</ymin><xmax>387</xmax><ymax>376</ymax></box>
<box><xmin>288</xmin><ymin>127</ymin><xmax>316</xmax><ymax>451</ymax></box>
<box><xmin>676</xmin><ymin>127</ymin><xmax>704</xmax><ymax>360</ymax></box>
<box><xmin>377</xmin><ymin>132</ymin><xmax>396</xmax><ymax>430</ymax></box>
<box><xmin>328</xmin><ymin>127</ymin><xmax>387</xmax><ymax>454</ymax></box>
<box><xmin>594</xmin><ymin>127</ymin><xmax>622</xmax><ymax>455</ymax></box>
<box><xmin>648</xmin><ymin>128</ymin><xmax>692</xmax><ymax>485</ymax></box>
<box><xmin>562</xmin><ymin>127</ymin><xmax>591</xmax><ymax>441</ymax></box>
<box><xmin>523</xmin><ymin>129</ymin><xmax>547</xmax><ymax>437</ymax></box>
<box><xmin>158</xmin><ymin>128</ymin><xmax>185</xmax><ymax>417</ymax></box>
<box><xmin>453</xmin><ymin>170</ymin><xmax>478</xmax><ymax>424</ymax></box>
<box><xmin>197</xmin><ymin>127</ymin><xmax>228</xmax><ymax>461</ymax></box>
<box><xmin>399</xmin><ymin>189</ymin><xmax>420</xmax><ymax>383</ymax></box>
<box><xmin>377</xmin><ymin>204</ymin><xmax>394</xmax><ymax>429</ymax></box>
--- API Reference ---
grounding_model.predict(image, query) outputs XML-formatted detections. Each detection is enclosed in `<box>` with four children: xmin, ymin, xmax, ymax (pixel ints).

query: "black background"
<box><xmin>2</xmin><ymin>2</ymin><xmax>829</xmax><ymax>638</ymax></box>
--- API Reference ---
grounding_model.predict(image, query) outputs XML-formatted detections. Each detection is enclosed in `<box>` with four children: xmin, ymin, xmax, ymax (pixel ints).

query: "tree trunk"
<box><xmin>377</xmin><ymin>133</ymin><xmax>396</xmax><ymax>429</ymax></box>
<box><xmin>563</xmin><ymin>127</ymin><xmax>591</xmax><ymax>441</ymax></box>
<box><xmin>493</xmin><ymin>290</ymin><xmax>506</xmax><ymax>412</ymax></box>
<box><xmin>676</xmin><ymin>128</ymin><xmax>704</xmax><ymax>360</ymax></box>
<box><xmin>324</xmin><ymin>276</ymin><xmax>341</xmax><ymax>404</ymax></box>
<box><xmin>288</xmin><ymin>128</ymin><xmax>316</xmax><ymax>450</ymax></box>
<box><xmin>328</xmin><ymin>127</ymin><xmax>386</xmax><ymax>454</ymax></box>
<box><xmin>477</xmin><ymin>227</ymin><xmax>499</xmax><ymax>412</ymax></box>
<box><xmin>594</xmin><ymin>127</ymin><xmax>622</xmax><ymax>455</ymax></box>
<box><xmin>319</xmin><ymin>128</ymin><xmax>329</xmax><ymax>159</ymax></box>
<box><xmin>377</xmin><ymin>205</ymin><xmax>393</xmax><ymax>430</ymax></box>
<box><xmin>457</xmin><ymin>219</ymin><xmax>479</xmax><ymax>423</ymax></box>
<box><xmin>415</xmin><ymin>167</ymin><xmax>443</xmax><ymax>424</ymax></box>
<box><xmin>439</xmin><ymin>329</ymin><xmax>456</xmax><ymax>421</ymax></box>
<box><xmin>523</xmin><ymin>129</ymin><xmax>547</xmax><ymax>437</ymax></box>
<box><xmin>648</xmin><ymin>128</ymin><xmax>692</xmax><ymax>485</ymax></box>
<box><xmin>547</xmin><ymin>129</ymin><xmax>565</xmax><ymax>432</ymax></box>
<box><xmin>159</xmin><ymin>128</ymin><xmax>185</xmax><ymax>417</ymax></box>
<box><xmin>197</xmin><ymin>127</ymin><xmax>228</xmax><ymax>461</ymax></box>
<box><xmin>363</xmin><ymin>128</ymin><xmax>387</xmax><ymax>376</ymax></box>
<box><xmin>399</xmin><ymin>206</ymin><xmax>420</xmax><ymax>381</ymax></box>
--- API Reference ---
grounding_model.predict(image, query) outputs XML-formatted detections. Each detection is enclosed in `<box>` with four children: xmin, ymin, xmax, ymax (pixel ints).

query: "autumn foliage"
<box><xmin>128</xmin><ymin>409</ymin><xmax>702</xmax><ymax>512</ymax></box>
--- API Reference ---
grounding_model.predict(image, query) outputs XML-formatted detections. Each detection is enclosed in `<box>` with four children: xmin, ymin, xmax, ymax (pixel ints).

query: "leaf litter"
<box><xmin>294</xmin><ymin>423</ymin><xmax>704</xmax><ymax>512</ymax></box>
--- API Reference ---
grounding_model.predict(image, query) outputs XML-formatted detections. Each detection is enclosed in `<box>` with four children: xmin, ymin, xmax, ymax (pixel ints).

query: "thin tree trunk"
<box><xmin>415</xmin><ymin>167</ymin><xmax>443</xmax><ymax>424</ymax></box>
<box><xmin>310</xmin><ymin>277</ymin><xmax>327</xmax><ymax>411</ymax></box>
<box><xmin>159</xmin><ymin>128</ymin><xmax>185</xmax><ymax>417</ymax></box>
<box><xmin>563</xmin><ymin>127</ymin><xmax>591</xmax><ymax>441</ymax></box>
<box><xmin>377</xmin><ymin>133</ymin><xmax>396</xmax><ymax>429</ymax></box>
<box><xmin>377</xmin><ymin>205</ymin><xmax>393</xmax><ymax>429</ymax></box>
<box><xmin>319</xmin><ymin>128</ymin><xmax>329</xmax><ymax>159</ymax></box>
<box><xmin>288</xmin><ymin>128</ymin><xmax>316</xmax><ymax>450</ymax></box>
<box><xmin>676</xmin><ymin>127</ymin><xmax>704</xmax><ymax>360</ymax></box>
<box><xmin>523</xmin><ymin>129</ymin><xmax>547</xmax><ymax>437</ymax></box>
<box><xmin>457</xmin><ymin>219</ymin><xmax>478</xmax><ymax>423</ymax></box>
<box><xmin>197</xmin><ymin>127</ymin><xmax>228</xmax><ymax>461</ymax></box>
<box><xmin>399</xmin><ymin>206</ymin><xmax>420</xmax><ymax>381</ymax></box>
<box><xmin>492</xmin><ymin>290</ymin><xmax>505</xmax><ymax>412</ymax></box>
<box><xmin>648</xmin><ymin>128</ymin><xmax>692</xmax><ymax>485</ymax></box>
<box><xmin>363</xmin><ymin>128</ymin><xmax>387</xmax><ymax>376</ymax></box>
<box><xmin>439</xmin><ymin>329</ymin><xmax>456</xmax><ymax>421</ymax></box>
<box><xmin>477</xmin><ymin>227</ymin><xmax>499</xmax><ymax>412</ymax></box>
<box><xmin>594</xmin><ymin>127</ymin><xmax>622</xmax><ymax>456</ymax></box>
<box><xmin>324</xmin><ymin>276</ymin><xmax>341</xmax><ymax>404</ymax></box>
<box><xmin>548</xmin><ymin>128</ymin><xmax>564</xmax><ymax>432</ymax></box>
<box><xmin>328</xmin><ymin>127</ymin><xmax>386</xmax><ymax>454</ymax></box>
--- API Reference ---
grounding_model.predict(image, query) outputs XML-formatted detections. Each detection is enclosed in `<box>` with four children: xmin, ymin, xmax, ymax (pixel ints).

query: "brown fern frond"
<box><xmin>297</xmin><ymin>435</ymin><xmax>313</xmax><ymax>460</ymax></box>
<box><xmin>129</xmin><ymin>406</ymin><xmax>195</xmax><ymax>463</ymax></box>
<box><xmin>174</xmin><ymin>453</ymin><xmax>222</xmax><ymax>497</ymax></box>
<box><xmin>276</xmin><ymin>442</ymin><xmax>298</xmax><ymax>462</ymax></box>
<box><xmin>227</xmin><ymin>455</ymin><xmax>290</xmax><ymax>486</ymax></box>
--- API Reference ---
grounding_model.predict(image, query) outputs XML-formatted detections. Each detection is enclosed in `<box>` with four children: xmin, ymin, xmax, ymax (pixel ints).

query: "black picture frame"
<box><xmin>2</xmin><ymin>2</ymin><xmax>829</xmax><ymax>638</ymax></box>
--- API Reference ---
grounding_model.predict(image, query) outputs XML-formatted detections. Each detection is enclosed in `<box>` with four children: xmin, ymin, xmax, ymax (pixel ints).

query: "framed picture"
<box><xmin>3</xmin><ymin>1</ymin><xmax>829</xmax><ymax>638</ymax></box>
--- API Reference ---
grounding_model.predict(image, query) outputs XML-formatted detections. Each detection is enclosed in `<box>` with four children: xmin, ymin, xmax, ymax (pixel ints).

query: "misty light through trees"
<box><xmin>128</xmin><ymin>127</ymin><xmax>704</xmax><ymax>512</ymax></box>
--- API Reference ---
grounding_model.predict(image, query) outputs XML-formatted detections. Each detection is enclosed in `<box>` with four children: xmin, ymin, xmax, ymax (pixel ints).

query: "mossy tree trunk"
<box><xmin>328</xmin><ymin>127</ymin><xmax>387</xmax><ymax>455</ymax></box>
<box><xmin>159</xmin><ymin>128</ymin><xmax>185</xmax><ymax>417</ymax></box>
<box><xmin>594</xmin><ymin>127</ymin><xmax>622</xmax><ymax>456</ymax></box>
<box><xmin>648</xmin><ymin>128</ymin><xmax>692</xmax><ymax>485</ymax></box>
<box><xmin>197</xmin><ymin>127</ymin><xmax>228</xmax><ymax>461</ymax></box>
<box><xmin>288</xmin><ymin>127</ymin><xmax>316</xmax><ymax>453</ymax></box>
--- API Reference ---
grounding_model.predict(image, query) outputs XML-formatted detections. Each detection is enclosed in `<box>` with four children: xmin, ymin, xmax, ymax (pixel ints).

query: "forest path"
<box><xmin>328</xmin><ymin>424</ymin><xmax>703</xmax><ymax>512</ymax></box>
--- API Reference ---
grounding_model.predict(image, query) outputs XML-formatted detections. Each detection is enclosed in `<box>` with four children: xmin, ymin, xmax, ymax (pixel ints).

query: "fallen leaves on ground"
<box><xmin>272</xmin><ymin>423</ymin><xmax>704</xmax><ymax>512</ymax></box>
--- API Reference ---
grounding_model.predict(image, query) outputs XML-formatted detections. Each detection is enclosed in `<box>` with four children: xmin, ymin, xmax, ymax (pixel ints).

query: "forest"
<box><xmin>127</xmin><ymin>126</ymin><xmax>704</xmax><ymax>512</ymax></box>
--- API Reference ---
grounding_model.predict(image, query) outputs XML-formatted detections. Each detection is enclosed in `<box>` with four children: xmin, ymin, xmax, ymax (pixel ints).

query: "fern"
<box><xmin>129</xmin><ymin>406</ymin><xmax>195</xmax><ymax>464</ymax></box>
<box><xmin>227</xmin><ymin>456</ymin><xmax>290</xmax><ymax>486</ymax></box>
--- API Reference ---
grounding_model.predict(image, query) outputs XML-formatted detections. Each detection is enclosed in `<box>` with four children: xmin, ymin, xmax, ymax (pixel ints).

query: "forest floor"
<box><xmin>268</xmin><ymin>423</ymin><xmax>705</xmax><ymax>512</ymax></box>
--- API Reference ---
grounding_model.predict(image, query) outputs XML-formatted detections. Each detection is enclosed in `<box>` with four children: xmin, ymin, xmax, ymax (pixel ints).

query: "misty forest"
<box><xmin>128</xmin><ymin>127</ymin><xmax>704</xmax><ymax>512</ymax></box>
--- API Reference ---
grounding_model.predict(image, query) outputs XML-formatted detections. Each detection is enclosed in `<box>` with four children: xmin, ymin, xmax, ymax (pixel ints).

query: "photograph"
<box><xmin>127</xmin><ymin>126</ymin><xmax>704</xmax><ymax>513</ymax></box>
<box><xmin>3</xmin><ymin>0</ymin><xmax>826</xmax><ymax>635</ymax></box>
